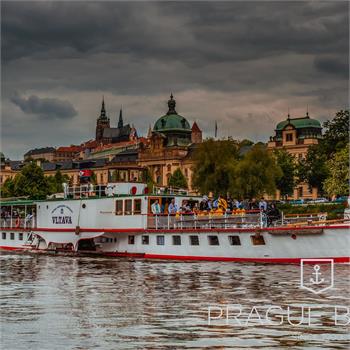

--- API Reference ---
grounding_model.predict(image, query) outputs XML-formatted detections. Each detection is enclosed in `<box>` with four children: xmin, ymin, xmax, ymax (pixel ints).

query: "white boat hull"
<box><xmin>1</xmin><ymin>224</ymin><xmax>349</xmax><ymax>263</ymax></box>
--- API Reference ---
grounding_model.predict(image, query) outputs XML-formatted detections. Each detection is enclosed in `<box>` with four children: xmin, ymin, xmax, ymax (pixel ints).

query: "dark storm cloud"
<box><xmin>11</xmin><ymin>93</ymin><xmax>77</xmax><ymax>119</ymax></box>
<box><xmin>1</xmin><ymin>1</ymin><xmax>349</xmax><ymax>159</ymax></box>
<box><xmin>2</xmin><ymin>2</ymin><xmax>348</xmax><ymax>64</ymax></box>
<box><xmin>314</xmin><ymin>56</ymin><xmax>349</xmax><ymax>78</ymax></box>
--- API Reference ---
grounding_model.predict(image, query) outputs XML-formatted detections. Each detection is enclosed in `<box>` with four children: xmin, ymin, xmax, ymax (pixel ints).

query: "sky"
<box><xmin>1</xmin><ymin>1</ymin><xmax>349</xmax><ymax>160</ymax></box>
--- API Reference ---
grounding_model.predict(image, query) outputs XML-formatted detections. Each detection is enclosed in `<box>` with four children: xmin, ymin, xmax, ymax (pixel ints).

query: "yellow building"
<box><xmin>267</xmin><ymin>112</ymin><xmax>322</xmax><ymax>199</ymax></box>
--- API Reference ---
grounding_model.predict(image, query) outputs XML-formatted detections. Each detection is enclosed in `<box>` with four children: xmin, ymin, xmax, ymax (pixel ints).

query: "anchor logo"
<box><xmin>310</xmin><ymin>265</ymin><xmax>324</xmax><ymax>285</ymax></box>
<box><xmin>300</xmin><ymin>259</ymin><xmax>334</xmax><ymax>294</ymax></box>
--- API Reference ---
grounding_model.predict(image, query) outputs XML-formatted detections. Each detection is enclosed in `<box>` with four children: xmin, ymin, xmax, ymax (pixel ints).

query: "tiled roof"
<box><xmin>56</xmin><ymin>146</ymin><xmax>82</xmax><ymax>153</ymax></box>
<box><xmin>24</xmin><ymin>147</ymin><xmax>55</xmax><ymax>157</ymax></box>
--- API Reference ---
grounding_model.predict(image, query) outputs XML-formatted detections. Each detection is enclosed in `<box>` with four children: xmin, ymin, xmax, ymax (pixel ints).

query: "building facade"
<box><xmin>139</xmin><ymin>94</ymin><xmax>201</xmax><ymax>191</ymax></box>
<box><xmin>267</xmin><ymin>112</ymin><xmax>322</xmax><ymax>199</ymax></box>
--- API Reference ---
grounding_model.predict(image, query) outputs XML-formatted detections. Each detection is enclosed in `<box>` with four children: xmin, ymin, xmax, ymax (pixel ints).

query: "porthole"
<box><xmin>82</xmin><ymin>204</ymin><xmax>86</xmax><ymax>209</ymax></box>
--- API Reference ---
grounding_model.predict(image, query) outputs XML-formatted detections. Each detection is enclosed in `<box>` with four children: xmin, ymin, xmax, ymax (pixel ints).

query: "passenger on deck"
<box><xmin>259</xmin><ymin>197</ymin><xmax>267</xmax><ymax>211</ymax></box>
<box><xmin>199</xmin><ymin>196</ymin><xmax>209</xmax><ymax>211</ymax></box>
<box><xmin>181</xmin><ymin>200</ymin><xmax>191</xmax><ymax>213</ymax></box>
<box><xmin>151</xmin><ymin>200</ymin><xmax>161</xmax><ymax>215</ymax></box>
<box><xmin>168</xmin><ymin>199</ymin><xmax>178</xmax><ymax>214</ymax></box>
<box><xmin>266</xmin><ymin>203</ymin><xmax>281</xmax><ymax>226</ymax></box>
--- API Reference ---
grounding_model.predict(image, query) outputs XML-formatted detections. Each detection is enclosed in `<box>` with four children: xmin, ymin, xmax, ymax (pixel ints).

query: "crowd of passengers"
<box><xmin>151</xmin><ymin>196</ymin><xmax>281</xmax><ymax>226</ymax></box>
<box><xmin>0</xmin><ymin>207</ymin><xmax>35</xmax><ymax>228</ymax></box>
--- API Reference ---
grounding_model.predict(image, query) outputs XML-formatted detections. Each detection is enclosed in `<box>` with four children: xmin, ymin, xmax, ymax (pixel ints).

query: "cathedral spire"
<box><xmin>100</xmin><ymin>96</ymin><xmax>107</xmax><ymax>119</ymax></box>
<box><xmin>118</xmin><ymin>107</ymin><xmax>123</xmax><ymax>128</ymax></box>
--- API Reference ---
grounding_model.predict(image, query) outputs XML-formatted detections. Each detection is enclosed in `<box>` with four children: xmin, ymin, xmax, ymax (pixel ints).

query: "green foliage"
<box><xmin>297</xmin><ymin>145</ymin><xmax>329</xmax><ymax>194</ymax></box>
<box><xmin>12</xmin><ymin>162</ymin><xmax>49</xmax><ymax>199</ymax></box>
<box><xmin>54</xmin><ymin>170</ymin><xmax>69</xmax><ymax>192</ymax></box>
<box><xmin>321</xmin><ymin>109</ymin><xmax>349</xmax><ymax>156</ymax></box>
<box><xmin>295</xmin><ymin>110</ymin><xmax>349</xmax><ymax>195</ymax></box>
<box><xmin>143</xmin><ymin>167</ymin><xmax>154</xmax><ymax>192</ymax></box>
<box><xmin>323</xmin><ymin>146</ymin><xmax>349</xmax><ymax>197</ymax></box>
<box><xmin>1</xmin><ymin>165</ymin><xmax>70</xmax><ymax>199</ymax></box>
<box><xmin>1</xmin><ymin>178</ymin><xmax>15</xmax><ymax>198</ymax></box>
<box><xmin>231</xmin><ymin>145</ymin><xmax>282</xmax><ymax>199</ymax></box>
<box><xmin>277</xmin><ymin>203</ymin><xmax>346</xmax><ymax>220</ymax></box>
<box><xmin>192</xmin><ymin>138</ymin><xmax>239</xmax><ymax>195</ymax></box>
<box><xmin>192</xmin><ymin>140</ymin><xmax>282</xmax><ymax>198</ymax></box>
<box><xmin>274</xmin><ymin>149</ymin><xmax>296</xmax><ymax>198</ymax></box>
<box><xmin>168</xmin><ymin>168</ymin><xmax>188</xmax><ymax>189</ymax></box>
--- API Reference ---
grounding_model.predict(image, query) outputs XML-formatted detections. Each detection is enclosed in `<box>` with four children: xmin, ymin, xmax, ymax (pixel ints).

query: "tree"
<box><xmin>323</xmin><ymin>146</ymin><xmax>349</xmax><ymax>197</ymax></box>
<box><xmin>321</xmin><ymin>110</ymin><xmax>349</xmax><ymax>156</ymax></box>
<box><xmin>54</xmin><ymin>170</ymin><xmax>69</xmax><ymax>192</ymax></box>
<box><xmin>14</xmin><ymin>162</ymin><xmax>50</xmax><ymax>199</ymax></box>
<box><xmin>297</xmin><ymin>145</ymin><xmax>329</xmax><ymax>195</ymax></box>
<box><xmin>192</xmin><ymin>138</ymin><xmax>239</xmax><ymax>195</ymax></box>
<box><xmin>1</xmin><ymin>178</ymin><xmax>15</xmax><ymax>198</ymax></box>
<box><xmin>168</xmin><ymin>168</ymin><xmax>188</xmax><ymax>189</ymax></box>
<box><xmin>231</xmin><ymin>145</ymin><xmax>282</xmax><ymax>199</ymax></box>
<box><xmin>274</xmin><ymin>149</ymin><xmax>296</xmax><ymax>198</ymax></box>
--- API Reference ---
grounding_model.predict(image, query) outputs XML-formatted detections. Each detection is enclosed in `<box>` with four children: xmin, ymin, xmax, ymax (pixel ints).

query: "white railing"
<box><xmin>147</xmin><ymin>211</ymin><xmax>262</xmax><ymax>230</ymax></box>
<box><xmin>63</xmin><ymin>184</ymin><xmax>106</xmax><ymax>199</ymax></box>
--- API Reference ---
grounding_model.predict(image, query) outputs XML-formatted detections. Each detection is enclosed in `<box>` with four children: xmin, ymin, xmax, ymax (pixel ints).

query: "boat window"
<box><xmin>134</xmin><ymin>199</ymin><xmax>142</xmax><ymax>214</ymax></box>
<box><xmin>2</xmin><ymin>232</ymin><xmax>6</xmax><ymax>240</ymax></box>
<box><xmin>229</xmin><ymin>235</ymin><xmax>241</xmax><ymax>246</ymax></box>
<box><xmin>189</xmin><ymin>235</ymin><xmax>199</xmax><ymax>246</ymax></box>
<box><xmin>115</xmin><ymin>200</ymin><xmax>123</xmax><ymax>215</ymax></box>
<box><xmin>114</xmin><ymin>238</ymin><xmax>117</xmax><ymax>243</ymax></box>
<box><xmin>251</xmin><ymin>235</ymin><xmax>265</xmax><ymax>245</ymax></box>
<box><xmin>128</xmin><ymin>235</ymin><xmax>135</xmax><ymax>244</ymax></box>
<box><xmin>19</xmin><ymin>232</ymin><xmax>23</xmax><ymax>241</ymax></box>
<box><xmin>142</xmin><ymin>235</ymin><xmax>149</xmax><ymax>245</ymax></box>
<box><xmin>208</xmin><ymin>235</ymin><xmax>219</xmax><ymax>246</ymax></box>
<box><xmin>125</xmin><ymin>199</ymin><xmax>132</xmax><ymax>215</ymax></box>
<box><xmin>10</xmin><ymin>232</ymin><xmax>14</xmax><ymax>240</ymax></box>
<box><xmin>156</xmin><ymin>235</ymin><xmax>165</xmax><ymax>245</ymax></box>
<box><xmin>172</xmin><ymin>235</ymin><xmax>181</xmax><ymax>245</ymax></box>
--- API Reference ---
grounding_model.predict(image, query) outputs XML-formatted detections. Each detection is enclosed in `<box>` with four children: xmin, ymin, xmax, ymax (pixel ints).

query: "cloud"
<box><xmin>10</xmin><ymin>93</ymin><xmax>78</xmax><ymax>119</ymax></box>
<box><xmin>314</xmin><ymin>56</ymin><xmax>349</xmax><ymax>78</ymax></box>
<box><xmin>1</xmin><ymin>1</ymin><xmax>348</xmax><ymax>159</ymax></box>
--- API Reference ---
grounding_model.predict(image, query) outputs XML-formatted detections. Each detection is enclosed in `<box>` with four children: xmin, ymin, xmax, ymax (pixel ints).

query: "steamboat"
<box><xmin>1</xmin><ymin>180</ymin><xmax>349</xmax><ymax>263</ymax></box>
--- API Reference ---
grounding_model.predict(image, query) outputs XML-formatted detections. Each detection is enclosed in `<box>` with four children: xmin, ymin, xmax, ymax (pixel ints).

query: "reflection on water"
<box><xmin>0</xmin><ymin>253</ymin><xmax>349</xmax><ymax>349</ymax></box>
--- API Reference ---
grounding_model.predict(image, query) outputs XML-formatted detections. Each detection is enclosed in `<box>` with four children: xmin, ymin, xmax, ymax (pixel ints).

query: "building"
<box><xmin>95</xmin><ymin>98</ymin><xmax>137</xmax><ymax>145</ymax></box>
<box><xmin>55</xmin><ymin>146</ymin><xmax>82</xmax><ymax>161</ymax></box>
<box><xmin>24</xmin><ymin>147</ymin><xmax>56</xmax><ymax>161</ymax></box>
<box><xmin>267</xmin><ymin>111</ymin><xmax>322</xmax><ymax>199</ymax></box>
<box><xmin>139</xmin><ymin>94</ymin><xmax>201</xmax><ymax>191</ymax></box>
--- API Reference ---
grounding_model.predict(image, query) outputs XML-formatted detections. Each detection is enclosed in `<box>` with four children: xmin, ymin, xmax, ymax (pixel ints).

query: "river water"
<box><xmin>0</xmin><ymin>253</ymin><xmax>349</xmax><ymax>349</ymax></box>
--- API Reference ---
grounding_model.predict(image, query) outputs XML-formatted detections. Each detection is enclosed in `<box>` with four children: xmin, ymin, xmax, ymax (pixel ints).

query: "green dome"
<box><xmin>154</xmin><ymin>113</ymin><xmax>191</xmax><ymax>132</ymax></box>
<box><xmin>153</xmin><ymin>94</ymin><xmax>191</xmax><ymax>132</ymax></box>
<box><xmin>276</xmin><ymin>116</ymin><xmax>322</xmax><ymax>130</ymax></box>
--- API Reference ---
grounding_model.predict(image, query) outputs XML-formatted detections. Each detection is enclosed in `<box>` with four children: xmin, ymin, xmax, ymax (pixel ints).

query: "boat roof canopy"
<box><xmin>0</xmin><ymin>199</ymin><xmax>36</xmax><ymax>206</ymax></box>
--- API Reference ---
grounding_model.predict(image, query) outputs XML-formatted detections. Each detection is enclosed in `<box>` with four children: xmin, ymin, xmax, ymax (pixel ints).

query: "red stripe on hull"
<box><xmin>98</xmin><ymin>252</ymin><xmax>350</xmax><ymax>264</ymax></box>
<box><xmin>0</xmin><ymin>246</ymin><xmax>25</xmax><ymax>251</ymax></box>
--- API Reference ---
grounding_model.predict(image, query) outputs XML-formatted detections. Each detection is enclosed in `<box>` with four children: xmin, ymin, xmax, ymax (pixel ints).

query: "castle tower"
<box><xmin>95</xmin><ymin>97</ymin><xmax>110</xmax><ymax>142</ymax></box>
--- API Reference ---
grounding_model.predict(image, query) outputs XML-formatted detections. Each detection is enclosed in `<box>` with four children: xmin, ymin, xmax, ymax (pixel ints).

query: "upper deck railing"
<box><xmin>147</xmin><ymin>211</ymin><xmax>263</xmax><ymax>230</ymax></box>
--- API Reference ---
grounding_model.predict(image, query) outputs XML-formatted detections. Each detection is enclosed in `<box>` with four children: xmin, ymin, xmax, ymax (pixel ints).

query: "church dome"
<box><xmin>153</xmin><ymin>94</ymin><xmax>191</xmax><ymax>133</ymax></box>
